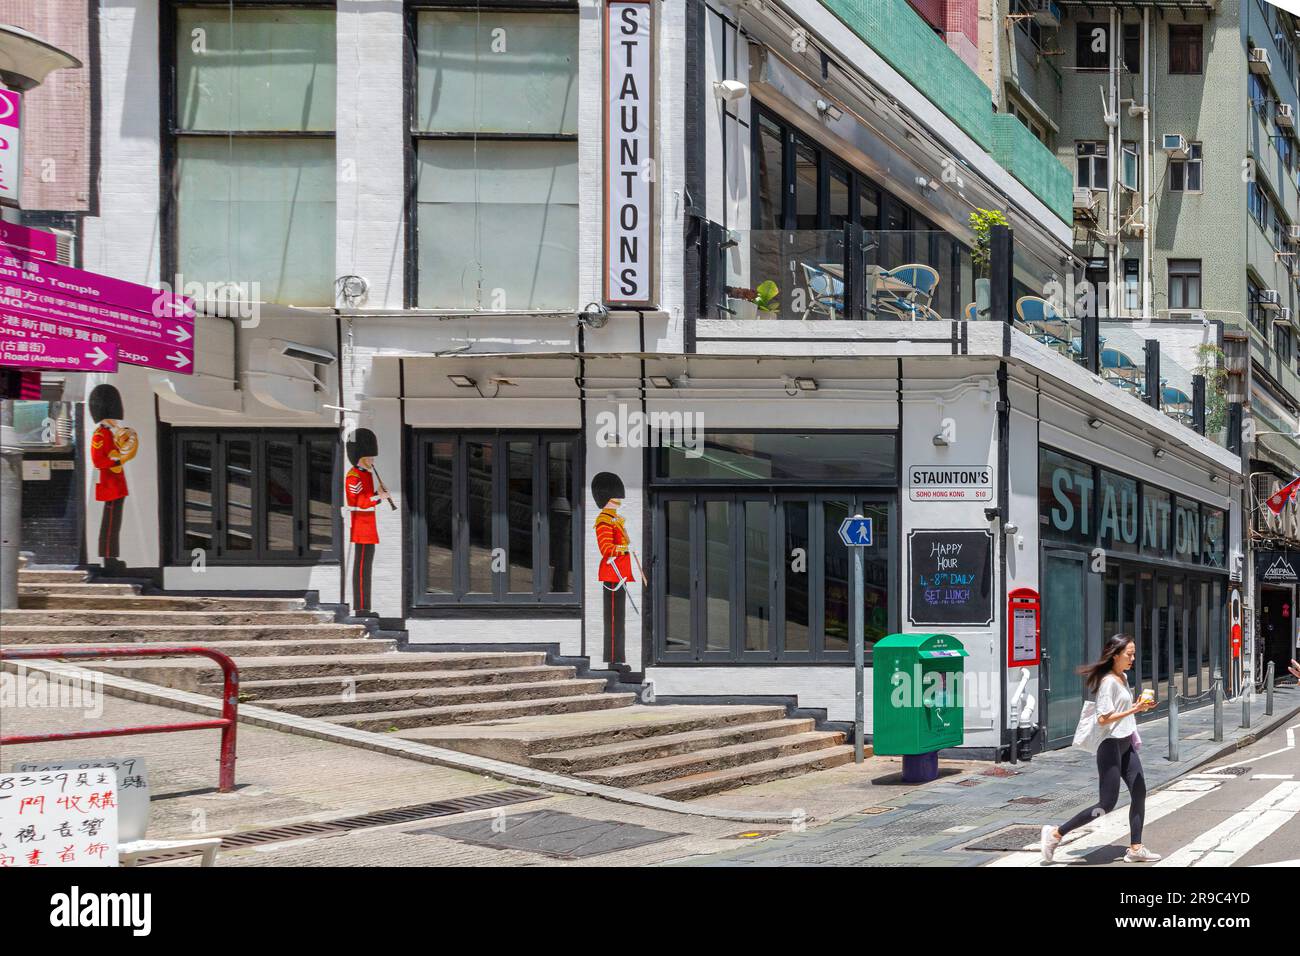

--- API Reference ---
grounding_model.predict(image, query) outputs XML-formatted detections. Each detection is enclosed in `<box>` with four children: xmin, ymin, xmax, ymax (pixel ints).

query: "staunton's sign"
<box><xmin>604</xmin><ymin>0</ymin><xmax>654</xmax><ymax>307</ymax></box>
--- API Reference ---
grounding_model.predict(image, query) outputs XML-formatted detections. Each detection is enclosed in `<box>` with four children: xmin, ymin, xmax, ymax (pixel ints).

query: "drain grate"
<box><xmin>1007</xmin><ymin>796</ymin><xmax>1051</xmax><ymax>806</ymax></box>
<box><xmin>964</xmin><ymin>825</ymin><xmax>1044</xmax><ymax>852</ymax></box>
<box><xmin>1202</xmin><ymin>765</ymin><xmax>1250</xmax><ymax>776</ymax></box>
<box><xmin>133</xmin><ymin>789</ymin><xmax>546</xmax><ymax>864</ymax></box>
<box><xmin>954</xmin><ymin>779</ymin><xmax>981</xmax><ymax>787</ymax></box>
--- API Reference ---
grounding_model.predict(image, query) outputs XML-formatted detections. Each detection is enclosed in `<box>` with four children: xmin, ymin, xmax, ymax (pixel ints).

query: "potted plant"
<box><xmin>969</xmin><ymin>208</ymin><xmax>1009</xmax><ymax>319</ymax></box>
<box><xmin>726</xmin><ymin>281</ymin><xmax>779</xmax><ymax>319</ymax></box>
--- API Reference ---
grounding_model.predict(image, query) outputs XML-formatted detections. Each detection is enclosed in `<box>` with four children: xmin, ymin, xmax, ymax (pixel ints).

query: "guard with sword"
<box><xmin>592</xmin><ymin>472</ymin><xmax>638</xmax><ymax>667</ymax></box>
<box><xmin>344</xmin><ymin>428</ymin><xmax>394</xmax><ymax>615</ymax></box>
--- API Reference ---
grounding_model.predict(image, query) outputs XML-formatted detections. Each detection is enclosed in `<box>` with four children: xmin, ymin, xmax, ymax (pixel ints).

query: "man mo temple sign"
<box><xmin>89</xmin><ymin>384</ymin><xmax>137</xmax><ymax>572</ymax></box>
<box><xmin>345</xmin><ymin>428</ymin><xmax>390</xmax><ymax>615</ymax></box>
<box><xmin>593</xmin><ymin>472</ymin><xmax>636</xmax><ymax>667</ymax></box>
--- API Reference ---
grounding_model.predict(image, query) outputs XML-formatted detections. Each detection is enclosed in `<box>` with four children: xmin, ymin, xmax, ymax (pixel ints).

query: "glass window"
<box><xmin>173</xmin><ymin>430</ymin><xmax>338</xmax><ymax>564</ymax></box>
<box><xmin>412</xmin><ymin>432</ymin><xmax>581</xmax><ymax>606</ymax></box>
<box><xmin>1076</xmin><ymin>22</ymin><xmax>1110</xmax><ymax>71</ymax></box>
<box><xmin>1174</xmin><ymin>497</ymin><xmax>1201</xmax><ymax>563</ymax></box>
<box><xmin>1201</xmin><ymin>506</ymin><xmax>1226</xmax><ymax>568</ymax></box>
<box><xmin>755</xmin><ymin>113</ymin><xmax>784</xmax><ymax>231</ymax></box>
<box><xmin>793</xmin><ymin>136</ymin><xmax>820</xmax><ymax>231</ymax></box>
<box><xmin>828</xmin><ymin>161</ymin><xmax>851</xmax><ymax>231</ymax></box>
<box><xmin>1039</xmin><ymin>448</ymin><xmax>1095</xmax><ymax>544</ymax></box>
<box><xmin>1142</xmin><ymin>485</ymin><xmax>1173</xmax><ymax>558</ymax></box>
<box><xmin>1170</xmin><ymin>143</ymin><xmax>1202</xmax><ymax>193</ymax></box>
<box><xmin>1076</xmin><ymin>142</ymin><xmax>1108</xmax><ymax>190</ymax></box>
<box><xmin>1170</xmin><ymin>24</ymin><xmax>1203</xmax><ymax>74</ymax></box>
<box><xmin>415</xmin><ymin>139</ymin><xmax>578</xmax><ymax>312</ymax></box>
<box><xmin>413</xmin><ymin>9</ymin><xmax>578</xmax><ymax>311</ymax></box>
<box><xmin>656</xmin><ymin>432</ymin><xmax>897</xmax><ymax>483</ymax></box>
<box><xmin>1098</xmin><ymin>470</ymin><xmax>1140</xmax><ymax>554</ymax></box>
<box><xmin>1168</xmin><ymin>259</ymin><xmax>1202</xmax><ymax>309</ymax></box>
<box><xmin>171</xmin><ymin>6</ymin><xmax>336</xmax><ymax>306</ymax></box>
<box><xmin>1123</xmin><ymin>23</ymin><xmax>1141</xmax><ymax>73</ymax></box>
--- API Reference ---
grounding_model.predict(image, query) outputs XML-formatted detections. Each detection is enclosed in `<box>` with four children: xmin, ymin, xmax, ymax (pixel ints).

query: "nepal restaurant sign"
<box><xmin>1039</xmin><ymin>448</ymin><xmax>1226</xmax><ymax>567</ymax></box>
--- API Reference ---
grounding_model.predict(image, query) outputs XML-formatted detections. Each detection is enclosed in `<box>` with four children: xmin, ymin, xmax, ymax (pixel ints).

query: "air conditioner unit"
<box><xmin>1288</xmin><ymin>224</ymin><xmax>1300</xmax><ymax>243</ymax></box>
<box><xmin>1072</xmin><ymin>187</ymin><xmax>1098</xmax><ymax>220</ymax></box>
<box><xmin>1161</xmin><ymin>133</ymin><xmax>1189</xmax><ymax>157</ymax></box>
<box><xmin>1250</xmin><ymin>47</ymin><xmax>1272</xmax><ymax>75</ymax></box>
<box><xmin>1277</xmin><ymin>306</ymin><xmax>1294</xmax><ymax>324</ymax></box>
<box><xmin>1168</xmin><ymin>309</ymin><xmax>1207</xmax><ymax>322</ymax></box>
<box><xmin>1279</xmin><ymin>102</ymin><xmax>1296</xmax><ymax>129</ymax></box>
<box><xmin>1031</xmin><ymin>0</ymin><xmax>1062</xmax><ymax>28</ymax></box>
<box><xmin>1260</xmin><ymin>288</ymin><xmax>1282</xmax><ymax>309</ymax></box>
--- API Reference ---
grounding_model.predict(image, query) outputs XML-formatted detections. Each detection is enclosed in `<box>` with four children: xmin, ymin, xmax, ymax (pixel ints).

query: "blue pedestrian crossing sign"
<box><xmin>838</xmin><ymin>515</ymin><xmax>874</xmax><ymax>547</ymax></box>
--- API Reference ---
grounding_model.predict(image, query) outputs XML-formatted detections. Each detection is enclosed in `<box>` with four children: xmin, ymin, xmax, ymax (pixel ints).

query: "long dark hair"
<box><xmin>1077</xmin><ymin>634</ymin><xmax>1134</xmax><ymax>695</ymax></box>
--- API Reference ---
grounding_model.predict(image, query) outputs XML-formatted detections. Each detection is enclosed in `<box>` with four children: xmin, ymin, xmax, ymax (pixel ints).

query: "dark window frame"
<box><xmin>168</xmin><ymin>428</ymin><xmax>341</xmax><ymax>566</ymax></box>
<box><xmin>1076</xmin><ymin>22</ymin><xmax>1110</xmax><ymax>72</ymax></box>
<box><xmin>1169</xmin><ymin>23</ymin><xmax>1204</xmax><ymax>75</ymax></box>
<box><xmin>408</xmin><ymin>430</ymin><xmax>583</xmax><ymax>610</ymax></box>
<box><xmin>1168</xmin><ymin>259</ymin><xmax>1202</xmax><ymax>310</ymax></box>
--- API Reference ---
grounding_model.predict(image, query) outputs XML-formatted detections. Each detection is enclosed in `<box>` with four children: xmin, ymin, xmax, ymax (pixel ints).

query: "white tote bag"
<box><xmin>1072</xmin><ymin>700</ymin><xmax>1109</xmax><ymax>753</ymax></box>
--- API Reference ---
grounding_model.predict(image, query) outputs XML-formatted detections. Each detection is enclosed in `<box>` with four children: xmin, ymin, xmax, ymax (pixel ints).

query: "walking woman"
<box><xmin>1041</xmin><ymin>635</ymin><xmax>1160</xmax><ymax>863</ymax></box>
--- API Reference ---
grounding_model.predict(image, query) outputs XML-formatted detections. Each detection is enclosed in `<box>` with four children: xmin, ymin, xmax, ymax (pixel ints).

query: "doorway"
<box><xmin>1042</xmin><ymin>549</ymin><xmax>1092</xmax><ymax>747</ymax></box>
<box><xmin>1259</xmin><ymin>586</ymin><xmax>1295</xmax><ymax>685</ymax></box>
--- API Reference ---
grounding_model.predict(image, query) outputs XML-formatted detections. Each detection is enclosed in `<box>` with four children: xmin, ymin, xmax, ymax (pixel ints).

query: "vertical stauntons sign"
<box><xmin>605</xmin><ymin>0</ymin><xmax>654</xmax><ymax>307</ymax></box>
<box><xmin>0</xmin><ymin>89</ymin><xmax>21</xmax><ymax>207</ymax></box>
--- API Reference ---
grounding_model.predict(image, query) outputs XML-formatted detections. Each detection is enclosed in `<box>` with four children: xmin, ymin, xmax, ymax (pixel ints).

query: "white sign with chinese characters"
<box><xmin>0</xmin><ymin>767</ymin><xmax>119</xmax><ymax>867</ymax></box>
<box><xmin>604</xmin><ymin>0</ymin><xmax>654</xmax><ymax>306</ymax></box>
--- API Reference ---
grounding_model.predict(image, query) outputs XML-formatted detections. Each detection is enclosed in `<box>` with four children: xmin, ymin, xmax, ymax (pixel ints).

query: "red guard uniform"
<box><xmin>346</xmin><ymin>465</ymin><xmax>379</xmax><ymax>613</ymax></box>
<box><xmin>345</xmin><ymin>466</ymin><xmax>379</xmax><ymax>544</ymax></box>
<box><xmin>91</xmin><ymin>424</ymin><xmax>127</xmax><ymax>561</ymax></box>
<box><xmin>595</xmin><ymin>509</ymin><xmax>633</xmax><ymax>665</ymax></box>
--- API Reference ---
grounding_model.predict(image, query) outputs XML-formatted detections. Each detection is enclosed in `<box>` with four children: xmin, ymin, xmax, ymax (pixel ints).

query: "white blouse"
<box><xmin>1097</xmin><ymin>673</ymin><xmax>1138</xmax><ymax>740</ymax></box>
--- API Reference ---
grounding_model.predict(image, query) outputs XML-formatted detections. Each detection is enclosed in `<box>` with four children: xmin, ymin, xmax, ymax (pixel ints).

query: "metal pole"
<box><xmin>1241</xmin><ymin>684</ymin><xmax>1252</xmax><ymax>729</ymax></box>
<box><xmin>1265</xmin><ymin>660</ymin><xmax>1274</xmax><ymax>717</ymax></box>
<box><xmin>852</xmin><ymin>538</ymin><xmax>865</xmax><ymax>764</ymax></box>
<box><xmin>0</xmin><ymin>399</ymin><xmax>22</xmax><ymax>610</ymax></box>
<box><xmin>1167</xmin><ymin>691</ymin><xmax>1180</xmax><ymax>762</ymax></box>
<box><xmin>1212</xmin><ymin>665</ymin><xmax>1223</xmax><ymax>742</ymax></box>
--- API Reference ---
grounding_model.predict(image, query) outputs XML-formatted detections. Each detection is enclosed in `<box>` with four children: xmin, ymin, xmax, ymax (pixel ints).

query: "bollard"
<box><xmin>1265</xmin><ymin>661</ymin><xmax>1275</xmax><ymax>717</ymax></box>
<box><xmin>1167</xmin><ymin>692</ymin><xmax>1180</xmax><ymax>762</ymax></box>
<box><xmin>1212</xmin><ymin>666</ymin><xmax>1223</xmax><ymax>743</ymax></box>
<box><xmin>1241</xmin><ymin>686</ymin><xmax>1251</xmax><ymax>729</ymax></box>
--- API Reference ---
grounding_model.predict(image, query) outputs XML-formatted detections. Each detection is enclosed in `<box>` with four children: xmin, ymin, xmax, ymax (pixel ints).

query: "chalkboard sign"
<box><xmin>908</xmin><ymin>529</ymin><xmax>993</xmax><ymax>626</ymax></box>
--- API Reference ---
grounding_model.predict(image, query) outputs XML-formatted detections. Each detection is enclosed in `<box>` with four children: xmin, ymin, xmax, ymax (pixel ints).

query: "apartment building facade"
<box><xmin>42</xmin><ymin>0</ymin><xmax>1245</xmax><ymax>756</ymax></box>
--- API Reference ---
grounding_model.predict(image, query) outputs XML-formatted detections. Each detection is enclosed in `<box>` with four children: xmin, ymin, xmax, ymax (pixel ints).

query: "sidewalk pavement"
<box><xmin>4</xmin><ymin>663</ymin><xmax>1293</xmax><ymax>867</ymax></box>
<box><xmin>672</xmin><ymin>683</ymin><xmax>1300</xmax><ymax>866</ymax></box>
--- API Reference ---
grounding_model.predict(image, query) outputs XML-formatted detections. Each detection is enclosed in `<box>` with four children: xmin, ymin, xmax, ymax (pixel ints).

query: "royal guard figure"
<box><xmin>592</xmin><ymin>472</ymin><xmax>635</xmax><ymax>666</ymax></box>
<box><xmin>88</xmin><ymin>384</ymin><xmax>137</xmax><ymax>571</ymax></box>
<box><xmin>345</xmin><ymin>428</ymin><xmax>389</xmax><ymax>615</ymax></box>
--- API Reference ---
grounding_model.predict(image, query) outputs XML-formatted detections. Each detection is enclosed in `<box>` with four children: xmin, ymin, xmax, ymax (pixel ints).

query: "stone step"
<box><xmin>18</xmin><ymin>594</ymin><xmax>310</xmax><ymax>612</ymax></box>
<box><xmin>510</xmin><ymin>704</ymin><xmax>789</xmax><ymax>756</ymax></box>
<box><xmin>0</xmin><ymin>609</ymin><xmax>336</xmax><ymax>627</ymax></box>
<box><xmin>17</xmin><ymin>569</ymin><xmax>90</xmax><ymax>584</ymax></box>
<box><xmin>8</xmin><ymin>638</ymin><xmax>397</xmax><ymax>660</ymax></box>
<box><xmin>338</xmin><ymin>692</ymin><xmax>638</xmax><ymax>731</ymax></box>
<box><xmin>577</xmin><ymin>731</ymin><xmax>845</xmax><ymax>788</ymax></box>
<box><xmin>78</xmin><ymin>655</ymin><xmax>548</xmax><ymax>691</ymax></box>
<box><xmin>0</xmin><ymin>624</ymin><xmax>367</xmax><ymax>645</ymax></box>
<box><xmin>19</xmin><ymin>583</ymin><xmax>140</xmax><ymax>596</ymax></box>
<box><xmin>530</xmin><ymin>718</ymin><xmax>816</xmax><ymax>773</ymax></box>
<box><xmin>266</xmin><ymin>678</ymin><xmax>610</xmax><ymax>718</ymax></box>
<box><xmin>238</xmin><ymin>665</ymin><xmax>577</xmax><ymax>700</ymax></box>
<box><xmin>636</xmin><ymin>744</ymin><xmax>857</xmax><ymax>800</ymax></box>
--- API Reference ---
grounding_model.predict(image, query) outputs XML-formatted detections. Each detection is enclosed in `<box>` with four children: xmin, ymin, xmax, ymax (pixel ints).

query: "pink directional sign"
<box><xmin>0</xmin><ymin>334</ymin><xmax>118</xmax><ymax>373</ymax></box>
<box><xmin>0</xmin><ymin>243</ymin><xmax>194</xmax><ymax>373</ymax></box>
<box><xmin>0</xmin><ymin>223</ymin><xmax>57</xmax><ymax>262</ymax></box>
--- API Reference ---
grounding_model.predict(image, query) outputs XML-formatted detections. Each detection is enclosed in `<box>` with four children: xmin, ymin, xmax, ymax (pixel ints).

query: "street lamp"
<box><xmin>0</xmin><ymin>22</ymin><xmax>80</xmax><ymax>610</ymax></box>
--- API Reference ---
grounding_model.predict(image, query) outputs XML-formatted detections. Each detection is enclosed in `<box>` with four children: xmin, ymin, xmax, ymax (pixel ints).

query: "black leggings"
<box><xmin>1059</xmin><ymin>735</ymin><xmax>1146</xmax><ymax>845</ymax></box>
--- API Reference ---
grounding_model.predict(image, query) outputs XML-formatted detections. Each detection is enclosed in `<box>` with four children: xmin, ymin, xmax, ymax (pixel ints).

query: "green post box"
<box><xmin>873</xmin><ymin>633</ymin><xmax>967</xmax><ymax>780</ymax></box>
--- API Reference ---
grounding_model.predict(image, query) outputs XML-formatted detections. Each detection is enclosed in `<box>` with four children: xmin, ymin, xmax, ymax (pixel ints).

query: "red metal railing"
<box><xmin>0</xmin><ymin>646</ymin><xmax>239</xmax><ymax>793</ymax></box>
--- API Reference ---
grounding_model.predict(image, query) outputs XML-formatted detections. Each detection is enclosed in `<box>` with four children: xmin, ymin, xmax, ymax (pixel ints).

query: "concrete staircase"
<box><xmin>2</xmin><ymin>568</ymin><xmax>855</xmax><ymax>798</ymax></box>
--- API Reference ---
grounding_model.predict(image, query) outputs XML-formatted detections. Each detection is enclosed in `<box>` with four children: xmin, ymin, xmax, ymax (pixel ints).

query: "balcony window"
<box><xmin>1170</xmin><ymin>24</ymin><xmax>1203</xmax><ymax>75</ymax></box>
<box><xmin>1168</xmin><ymin>260</ymin><xmax>1201</xmax><ymax>310</ymax></box>
<box><xmin>413</xmin><ymin>9</ymin><xmax>578</xmax><ymax>311</ymax></box>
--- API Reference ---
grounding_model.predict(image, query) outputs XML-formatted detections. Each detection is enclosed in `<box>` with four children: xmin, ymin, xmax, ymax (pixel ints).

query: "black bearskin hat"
<box><xmin>346</xmin><ymin>428</ymin><xmax>379</xmax><ymax>467</ymax></box>
<box><xmin>591</xmin><ymin>471</ymin><xmax>625</xmax><ymax>509</ymax></box>
<box><xmin>89</xmin><ymin>384</ymin><xmax>124</xmax><ymax>423</ymax></box>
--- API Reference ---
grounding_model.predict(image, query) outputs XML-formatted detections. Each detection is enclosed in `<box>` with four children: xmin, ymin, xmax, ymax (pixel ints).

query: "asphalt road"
<box><xmin>990</xmin><ymin>716</ymin><xmax>1300</xmax><ymax>867</ymax></box>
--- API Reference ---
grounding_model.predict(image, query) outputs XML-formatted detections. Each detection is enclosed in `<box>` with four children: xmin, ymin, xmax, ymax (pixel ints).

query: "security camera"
<box><xmin>713</xmin><ymin>80</ymin><xmax>748</xmax><ymax>102</ymax></box>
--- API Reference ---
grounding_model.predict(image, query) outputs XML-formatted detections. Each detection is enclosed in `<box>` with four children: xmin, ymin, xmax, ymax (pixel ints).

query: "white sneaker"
<box><xmin>1125</xmin><ymin>846</ymin><xmax>1161</xmax><ymax>863</ymax></box>
<box><xmin>1041</xmin><ymin>825</ymin><xmax>1062</xmax><ymax>863</ymax></box>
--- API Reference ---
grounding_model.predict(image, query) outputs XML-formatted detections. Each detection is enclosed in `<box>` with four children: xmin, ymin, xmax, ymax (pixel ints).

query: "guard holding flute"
<box><xmin>344</xmin><ymin>428</ymin><xmax>391</xmax><ymax>614</ymax></box>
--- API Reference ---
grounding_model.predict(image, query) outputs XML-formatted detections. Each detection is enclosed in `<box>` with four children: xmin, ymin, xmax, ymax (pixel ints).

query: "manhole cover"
<box><xmin>1007</xmin><ymin>796</ymin><xmax>1051</xmax><ymax>806</ymax></box>
<box><xmin>416</xmin><ymin>810</ymin><xmax>683</xmax><ymax>860</ymax></box>
<box><xmin>859</xmin><ymin>806</ymin><xmax>894</xmax><ymax>815</ymax></box>
<box><xmin>1203</xmin><ymin>766</ymin><xmax>1250</xmax><ymax>776</ymax></box>
<box><xmin>964</xmin><ymin>825</ymin><xmax>1043</xmax><ymax>852</ymax></box>
<box><xmin>982</xmin><ymin>766</ymin><xmax>1020</xmax><ymax>777</ymax></box>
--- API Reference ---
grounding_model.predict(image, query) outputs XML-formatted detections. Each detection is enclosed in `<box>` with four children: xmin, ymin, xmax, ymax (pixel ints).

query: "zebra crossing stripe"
<box><xmin>988</xmin><ymin>779</ymin><xmax>1224</xmax><ymax>867</ymax></box>
<box><xmin>1156</xmin><ymin>782</ymin><xmax>1300</xmax><ymax>868</ymax></box>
